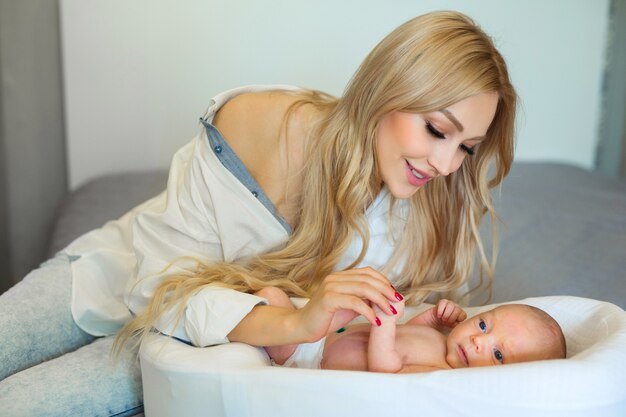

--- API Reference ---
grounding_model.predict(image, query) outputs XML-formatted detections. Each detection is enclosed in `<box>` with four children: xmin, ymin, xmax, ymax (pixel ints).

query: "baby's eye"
<box><xmin>479</xmin><ymin>319</ymin><xmax>487</xmax><ymax>332</ymax></box>
<box><xmin>494</xmin><ymin>349</ymin><xmax>503</xmax><ymax>363</ymax></box>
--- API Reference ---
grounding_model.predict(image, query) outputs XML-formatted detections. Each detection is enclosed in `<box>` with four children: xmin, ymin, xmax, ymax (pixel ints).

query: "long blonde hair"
<box><xmin>114</xmin><ymin>10</ymin><xmax>516</xmax><ymax>353</ymax></box>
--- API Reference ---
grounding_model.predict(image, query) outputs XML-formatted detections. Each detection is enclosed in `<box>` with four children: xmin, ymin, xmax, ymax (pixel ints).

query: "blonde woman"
<box><xmin>0</xmin><ymin>11</ymin><xmax>516</xmax><ymax>417</ymax></box>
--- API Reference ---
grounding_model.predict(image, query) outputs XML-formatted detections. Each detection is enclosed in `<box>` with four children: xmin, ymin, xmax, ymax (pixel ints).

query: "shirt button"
<box><xmin>214</xmin><ymin>145</ymin><xmax>222</xmax><ymax>153</ymax></box>
<box><xmin>251</xmin><ymin>191</ymin><xmax>259</xmax><ymax>197</ymax></box>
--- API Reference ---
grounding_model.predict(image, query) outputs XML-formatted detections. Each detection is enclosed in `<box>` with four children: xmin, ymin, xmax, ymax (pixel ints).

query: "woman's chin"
<box><xmin>387</xmin><ymin>184</ymin><xmax>420</xmax><ymax>200</ymax></box>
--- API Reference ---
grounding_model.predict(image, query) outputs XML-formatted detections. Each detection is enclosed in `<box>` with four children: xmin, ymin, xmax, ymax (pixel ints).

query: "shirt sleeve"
<box><xmin>148</xmin><ymin>285</ymin><xmax>269</xmax><ymax>346</ymax></box>
<box><xmin>125</xmin><ymin>129</ymin><xmax>287</xmax><ymax>346</ymax></box>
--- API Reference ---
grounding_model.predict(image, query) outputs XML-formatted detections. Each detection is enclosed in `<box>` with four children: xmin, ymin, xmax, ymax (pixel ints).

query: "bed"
<box><xmin>48</xmin><ymin>162</ymin><xmax>626</xmax><ymax>416</ymax></box>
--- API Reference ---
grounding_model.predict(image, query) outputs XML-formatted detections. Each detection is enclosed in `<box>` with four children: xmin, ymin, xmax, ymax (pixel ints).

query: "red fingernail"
<box><xmin>395</xmin><ymin>292</ymin><xmax>404</xmax><ymax>301</ymax></box>
<box><xmin>375</xmin><ymin>317</ymin><xmax>382</xmax><ymax>327</ymax></box>
<box><xmin>390</xmin><ymin>305</ymin><xmax>397</xmax><ymax>315</ymax></box>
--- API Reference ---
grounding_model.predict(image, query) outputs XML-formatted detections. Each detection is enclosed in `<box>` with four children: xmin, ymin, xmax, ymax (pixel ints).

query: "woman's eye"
<box><xmin>494</xmin><ymin>349</ymin><xmax>503</xmax><ymax>363</ymax></box>
<box><xmin>479</xmin><ymin>319</ymin><xmax>487</xmax><ymax>332</ymax></box>
<box><xmin>460</xmin><ymin>144</ymin><xmax>475</xmax><ymax>156</ymax></box>
<box><xmin>425</xmin><ymin>121</ymin><xmax>446</xmax><ymax>139</ymax></box>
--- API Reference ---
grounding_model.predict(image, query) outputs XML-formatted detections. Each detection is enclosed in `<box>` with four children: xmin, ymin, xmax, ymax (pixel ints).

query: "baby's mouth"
<box><xmin>458</xmin><ymin>345</ymin><xmax>469</xmax><ymax>366</ymax></box>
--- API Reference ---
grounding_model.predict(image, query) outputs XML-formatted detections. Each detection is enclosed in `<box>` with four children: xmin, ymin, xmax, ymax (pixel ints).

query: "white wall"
<box><xmin>60</xmin><ymin>0</ymin><xmax>610</xmax><ymax>189</ymax></box>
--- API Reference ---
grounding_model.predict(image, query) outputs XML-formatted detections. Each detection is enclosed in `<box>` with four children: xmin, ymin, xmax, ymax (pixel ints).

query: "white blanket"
<box><xmin>139</xmin><ymin>296</ymin><xmax>626</xmax><ymax>417</ymax></box>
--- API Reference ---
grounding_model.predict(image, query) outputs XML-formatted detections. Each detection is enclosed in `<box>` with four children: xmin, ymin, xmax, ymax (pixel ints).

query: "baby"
<box><xmin>254</xmin><ymin>287</ymin><xmax>566</xmax><ymax>373</ymax></box>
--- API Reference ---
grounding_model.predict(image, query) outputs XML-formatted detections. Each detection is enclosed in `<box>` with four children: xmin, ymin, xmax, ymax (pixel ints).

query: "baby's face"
<box><xmin>445</xmin><ymin>305</ymin><xmax>545</xmax><ymax>368</ymax></box>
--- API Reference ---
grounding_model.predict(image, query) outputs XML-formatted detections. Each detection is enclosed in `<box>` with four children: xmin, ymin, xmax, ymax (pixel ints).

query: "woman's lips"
<box><xmin>405</xmin><ymin>160</ymin><xmax>431</xmax><ymax>187</ymax></box>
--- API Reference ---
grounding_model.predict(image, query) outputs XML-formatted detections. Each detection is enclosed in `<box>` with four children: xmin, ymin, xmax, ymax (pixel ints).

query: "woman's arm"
<box><xmin>228</xmin><ymin>267</ymin><xmax>401</xmax><ymax>346</ymax></box>
<box><xmin>226</xmin><ymin>304</ymin><xmax>307</xmax><ymax>346</ymax></box>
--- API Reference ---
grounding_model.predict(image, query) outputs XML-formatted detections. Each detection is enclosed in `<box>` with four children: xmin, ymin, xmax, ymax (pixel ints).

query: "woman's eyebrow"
<box><xmin>440</xmin><ymin>109</ymin><xmax>486</xmax><ymax>142</ymax></box>
<box><xmin>440</xmin><ymin>109</ymin><xmax>464</xmax><ymax>132</ymax></box>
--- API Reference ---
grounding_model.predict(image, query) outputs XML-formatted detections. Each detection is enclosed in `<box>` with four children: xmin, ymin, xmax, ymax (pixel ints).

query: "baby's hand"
<box><xmin>372</xmin><ymin>298</ymin><xmax>404</xmax><ymax>325</ymax></box>
<box><xmin>434</xmin><ymin>299</ymin><xmax>467</xmax><ymax>328</ymax></box>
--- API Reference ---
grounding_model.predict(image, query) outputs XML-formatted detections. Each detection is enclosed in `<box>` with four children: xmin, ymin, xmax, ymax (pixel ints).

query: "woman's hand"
<box><xmin>375</xmin><ymin>297</ymin><xmax>404</xmax><ymax>326</ymax></box>
<box><xmin>227</xmin><ymin>267</ymin><xmax>403</xmax><ymax>347</ymax></box>
<box><xmin>294</xmin><ymin>267</ymin><xmax>403</xmax><ymax>342</ymax></box>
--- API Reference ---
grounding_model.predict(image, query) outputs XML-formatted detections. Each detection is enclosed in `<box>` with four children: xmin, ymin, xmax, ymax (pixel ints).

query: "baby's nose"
<box><xmin>470</xmin><ymin>335</ymin><xmax>483</xmax><ymax>351</ymax></box>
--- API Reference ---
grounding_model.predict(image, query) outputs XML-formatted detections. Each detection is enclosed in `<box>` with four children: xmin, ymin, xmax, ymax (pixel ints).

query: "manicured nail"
<box><xmin>375</xmin><ymin>317</ymin><xmax>382</xmax><ymax>327</ymax></box>
<box><xmin>336</xmin><ymin>327</ymin><xmax>346</xmax><ymax>334</ymax></box>
<box><xmin>395</xmin><ymin>292</ymin><xmax>404</xmax><ymax>301</ymax></box>
<box><xmin>389</xmin><ymin>305</ymin><xmax>397</xmax><ymax>315</ymax></box>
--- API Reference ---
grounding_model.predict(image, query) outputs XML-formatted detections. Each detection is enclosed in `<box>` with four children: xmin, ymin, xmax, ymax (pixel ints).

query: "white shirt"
<box><xmin>66</xmin><ymin>85</ymin><xmax>408</xmax><ymax>346</ymax></box>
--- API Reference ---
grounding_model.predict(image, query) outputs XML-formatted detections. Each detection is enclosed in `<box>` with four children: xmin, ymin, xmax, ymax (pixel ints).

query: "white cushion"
<box><xmin>139</xmin><ymin>296</ymin><xmax>626</xmax><ymax>417</ymax></box>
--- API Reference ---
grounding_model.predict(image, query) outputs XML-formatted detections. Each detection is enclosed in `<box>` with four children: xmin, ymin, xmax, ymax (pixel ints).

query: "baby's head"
<box><xmin>445</xmin><ymin>304</ymin><xmax>566</xmax><ymax>368</ymax></box>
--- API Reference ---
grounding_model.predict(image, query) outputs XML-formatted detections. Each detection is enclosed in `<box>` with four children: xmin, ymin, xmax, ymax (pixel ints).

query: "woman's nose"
<box><xmin>427</xmin><ymin>143</ymin><xmax>458</xmax><ymax>177</ymax></box>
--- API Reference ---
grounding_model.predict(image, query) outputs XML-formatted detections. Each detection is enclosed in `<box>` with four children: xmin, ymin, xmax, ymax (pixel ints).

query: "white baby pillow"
<box><xmin>139</xmin><ymin>296</ymin><xmax>626</xmax><ymax>417</ymax></box>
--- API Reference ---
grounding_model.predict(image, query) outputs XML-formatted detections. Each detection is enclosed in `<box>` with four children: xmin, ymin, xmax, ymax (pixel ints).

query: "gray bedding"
<box><xmin>477</xmin><ymin>162</ymin><xmax>626</xmax><ymax>308</ymax></box>
<box><xmin>48</xmin><ymin>162</ymin><xmax>626</xmax><ymax>308</ymax></box>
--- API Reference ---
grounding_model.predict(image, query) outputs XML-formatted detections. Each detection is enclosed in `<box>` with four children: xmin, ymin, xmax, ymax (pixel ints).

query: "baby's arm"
<box><xmin>398</xmin><ymin>364</ymin><xmax>446</xmax><ymax>373</ymax></box>
<box><xmin>405</xmin><ymin>299</ymin><xmax>467</xmax><ymax>331</ymax></box>
<box><xmin>367</xmin><ymin>301</ymin><xmax>404</xmax><ymax>373</ymax></box>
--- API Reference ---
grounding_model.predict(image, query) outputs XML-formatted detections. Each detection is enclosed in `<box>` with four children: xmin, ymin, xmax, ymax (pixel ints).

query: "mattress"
<box><xmin>139</xmin><ymin>296</ymin><xmax>626</xmax><ymax>417</ymax></box>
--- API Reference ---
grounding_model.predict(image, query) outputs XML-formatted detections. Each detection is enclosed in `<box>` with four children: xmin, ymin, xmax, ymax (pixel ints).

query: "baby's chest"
<box><xmin>396</xmin><ymin>328</ymin><xmax>449</xmax><ymax>368</ymax></box>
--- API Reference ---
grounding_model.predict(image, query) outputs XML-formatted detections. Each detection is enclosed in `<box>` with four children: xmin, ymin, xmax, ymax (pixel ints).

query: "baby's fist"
<box><xmin>435</xmin><ymin>299</ymin><xmax>467</xmax><ymax>327</ymax></box>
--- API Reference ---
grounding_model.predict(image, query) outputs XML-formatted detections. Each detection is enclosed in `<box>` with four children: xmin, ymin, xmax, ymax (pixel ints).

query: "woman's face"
<box><xmin>375</xmin><ymin>92</ymin><xmax>499</xmax><ymax>199</ymax></box>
